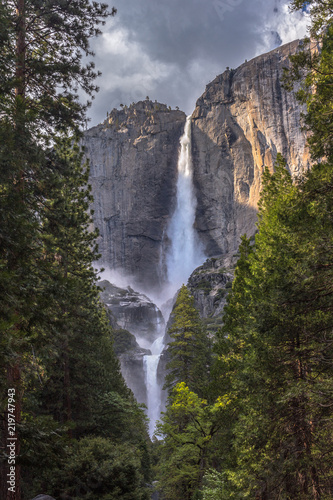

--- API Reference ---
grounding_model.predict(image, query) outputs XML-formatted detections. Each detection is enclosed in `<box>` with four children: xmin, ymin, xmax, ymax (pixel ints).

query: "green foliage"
<box><xmin>156</xmin><ymin>383</ymin><xmax>228</xmax><ymax>500</ymax></box>
<box><xmin>1</xmin><ymin>0</ymin><xmax>116</xmax><ymax>140</ymax></box>
<box><xmin>202</xmin><ymin>470</ymin><xmax>227</xmax><ymax>500</ymax></box>
<box><xmin>47</xmin><ymin>436</ymin><xmax>150</xmax><ymax>500</ymax></box>
<box><xmin>112</xmin><ymin>328</ymin><xmax>138</xmax><ymax>355</ymax></box>
<box><xmin>0</xmin><ymin>3</ymin><xmax>151</xmax><ymax>499</ymax></box>
<box><xmin>211</xmin><ymin>9</ymin><xmax>333</xmax><ymax>487</ymax></box>
<box><xmin>12</xmin><ymin>138</ymin><xmax>151</xmax><ymax>495</ymax></box>
<box><xmin>165</xmin><ymin>285</ymin><xmax>212</xmax><ymax>398</ymax></box>
<box><xmin>213</xmin><ymin>156</ymin><xmax>333</xmax><ymax>498</ymax></box>
<box><xmin>197</xmin><ymin>280</ymin><xmax>213</xmax><ymax>295</ymax></box>
<box><xmin>156</xmin><ymin>288</ymin><xmax>220</xmax><ymax>499</ymax></box>
<box><xmin>284</xmin><ymin>2</ymin><xmax>333</xmax><ymax>161</ymax></box>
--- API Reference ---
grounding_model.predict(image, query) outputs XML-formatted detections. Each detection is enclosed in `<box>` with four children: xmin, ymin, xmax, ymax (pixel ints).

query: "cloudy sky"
<box><xmin>86</xmin><ymin>0</ymin><xmax>310</xmax><ymax>126</ymax></box>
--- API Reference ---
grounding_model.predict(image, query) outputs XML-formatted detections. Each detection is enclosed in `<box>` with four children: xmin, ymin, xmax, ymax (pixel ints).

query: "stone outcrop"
<box><xmin>187</xmin><ymin>257</ymin><xmax>234</xmax><ymax>323</ymax></box>
<box><xmin>31</xmin><ymin>496</ymin><xmax>56</xmax><ymax>500</ymax></box>
<box><xmin>83</xmin><ymin>101</ymin><xmax>186</xmax><ymax>291</ymax></box>
<box><xmin>192</xmin><ymin>39</ymin><xmax>310</xmax><ymax>257</ymax></box>
<box><xmin>99</xmin><ymin>280</ymin><xmax>165</xmax><ymax>405</ymax></box>
<box><xmin>99</xmin><ymin>280</ymin><xmax>164</xmax><ymax>346</ymax></box>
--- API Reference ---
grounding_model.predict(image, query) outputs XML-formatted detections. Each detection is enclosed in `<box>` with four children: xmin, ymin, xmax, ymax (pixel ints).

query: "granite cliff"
<box><xmin>83</xmin><ymin>39</ymin><xmax>309</xmax><ymax>290</ymax></box>
<box><xmin>192</xmin><ymin>39</ymin><xmax>310</xmax><ymax>257</ymax></box>
<box><xmin>83</xmin><ymin>101</ymin><xmax>186</xmax><ymax>292</ymax></box>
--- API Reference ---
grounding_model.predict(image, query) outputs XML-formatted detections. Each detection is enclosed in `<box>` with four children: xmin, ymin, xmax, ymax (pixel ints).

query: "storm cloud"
<box><xmin>86</xmin><ymin>0</ymin><xmax>309</xmax><ymax>126</ymax></box>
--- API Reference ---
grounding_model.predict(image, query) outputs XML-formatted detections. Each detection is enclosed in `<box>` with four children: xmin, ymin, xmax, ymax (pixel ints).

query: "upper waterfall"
<box><xmin>166</xmin><ymin>115</ymin><xmax>205</xmax><ymax>289</ymax></box>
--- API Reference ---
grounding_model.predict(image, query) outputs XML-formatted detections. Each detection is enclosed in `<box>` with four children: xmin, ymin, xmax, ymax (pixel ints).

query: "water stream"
<box><xmin>142</xmin><ymin>115</ymin><xmax>206</xmax><ymax>438</ymax></box>
<box><xmin>143</xmin><ymin>336</ymin><xmax>165</xmax><ymax>437</ymax></box>
<box><xmin>166</xmin><ymin>114</ymin><xmax>205</xmax><ymax>289</ymax></box>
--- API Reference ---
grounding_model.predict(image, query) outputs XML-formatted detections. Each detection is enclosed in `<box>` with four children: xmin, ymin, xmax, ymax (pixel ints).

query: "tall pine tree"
<box><xmin>165</xmin><ymin>285</ymin><xmax>211</xmax><ymax>398</ymax></box>
<box><xmin>0</xmin><ymin>3</ymin><xmax>153</xmax><ymax>500</ymax></box>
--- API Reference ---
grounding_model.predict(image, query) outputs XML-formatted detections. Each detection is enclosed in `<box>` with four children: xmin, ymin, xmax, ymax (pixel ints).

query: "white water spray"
<box><xmin>143</xmin><ymin>336</ymin><xmax>164</xmax><ymax>437</ymax></box>
<box><xmin>166</xmin><ymin>115</ymin><xmax>205</xmax><ymax>290</ymax></box>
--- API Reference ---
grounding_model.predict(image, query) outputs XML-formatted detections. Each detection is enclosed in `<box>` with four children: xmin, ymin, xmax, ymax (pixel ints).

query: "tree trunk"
<box><xmin>15</xmin><ymin>0</ymin><xmax>26</xmax><ymax>100</ymax></box>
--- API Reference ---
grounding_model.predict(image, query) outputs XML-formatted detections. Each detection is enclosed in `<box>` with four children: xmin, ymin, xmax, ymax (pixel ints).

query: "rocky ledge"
<box><xmin>99</xmin><ymin>279</ymin><xmax>165</xmax><ymax>406</ymax></box>
<box><xmin>187</xmin><ymin>257</ymin><xmax>234</xmax><ymax>325</ymax></box>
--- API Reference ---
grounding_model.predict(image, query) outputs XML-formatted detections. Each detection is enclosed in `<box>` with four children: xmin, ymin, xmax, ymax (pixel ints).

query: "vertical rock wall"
<box><xmin>82</xmin><ymin>101</ymin><xmax>186</xmax><ymax>291</ymax></box>
<box><xmin>192</xmin><ymin>39</ymin><xmax>310</xmax><ymax>258</ymax></box>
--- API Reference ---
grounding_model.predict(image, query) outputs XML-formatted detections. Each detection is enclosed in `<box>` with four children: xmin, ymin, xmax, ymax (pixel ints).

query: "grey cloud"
<box><xmin>85</xmin><ymin>0</ymin><xmax>308</xmax><ymax>126</ymax></box>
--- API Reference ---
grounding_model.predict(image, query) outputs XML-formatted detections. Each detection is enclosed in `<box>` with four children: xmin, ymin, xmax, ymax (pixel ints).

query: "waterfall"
<box><xmin>166</xmin><ymin>115</ymin><xmax>205</xmax><ymax>289</ymax></box>
<box><xmin>130</xmin><ymin>116</ymin><xmax>206</xmax><ymax>439</ymax></box>
<box><xmin>143</xmin><ymin>336</ymin><xmax>164</xmax><ymax>437</ymax></box>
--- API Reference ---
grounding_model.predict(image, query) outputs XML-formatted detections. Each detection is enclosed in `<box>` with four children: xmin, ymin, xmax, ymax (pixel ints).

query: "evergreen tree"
<box><xmin>50</xmin><ymin>437</ymin><xmax>150</xmax><ymax>500</ymax></box>
<box><xmin>208</xmin><ymin>3</ymin><xmax>333</xmax><ymax>497</ymax></box>
<box><xmin>213</xmin><ymin>156</ymin><xmax>333</xmax><ymax>499</ymax></box>
<box><xmin>157</xmin><ymin>287</ymin><xmax>218</xmax><ymax>499</ymax></box>
<box><xmin>14</xmin><ymin>138</ymin><xmax>151</xmax><ymax>498</ymax></box>
<box><xmin>156</xmin><ymin>383</ymin><xmax>228</xmax><ymax>500</ymax></box>
<box><xmin>2</xmin><ymin>0</ymin><xmax>116</xmax><ymax>139</ymax></box>
<box><xmin>285</xmin><ymin>0</ymin><xmax>333</xmax><ymax>161</ymax></box>
<box><xmin>0</xmin><ymin>3</ymin><xmax>154</xmax><ymax>500</ymax></box>
<box><xmin>165</xmin><ymin>285</ymin><xmax>211</xmax><ymax>398</ymax></box>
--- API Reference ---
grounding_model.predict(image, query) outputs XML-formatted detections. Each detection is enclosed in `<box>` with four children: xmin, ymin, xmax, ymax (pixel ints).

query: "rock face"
<box><xmin>99</xmin><ymin>280</ymin><xmax>165</xmax><ymax>405</ymax></box>
<box><xmin>84</xmin><ymin>40</ymin><xmax>310</xmax><ymax>291</ymax></box>
<box><xmin>192</xmin><ymin>39</ymin><xmax>310</xmax><ymax>257</ymax></box>
<box><xmin>83</xmin><ymin>101</ymin><xmax>186</xmax><ymax>291</ymax></box>
<box><xmin>31</xmin><ymin>496</ymin><xmax>56</xmax><ymax>500</ymax></box>
<box><xmin>187</xmin><ymin>257</ymin><xmax>234</xmax><ymax>322</ymax></box>
<box><xmin>99</xmin><ymin>280</ymin><xmax>164</xmax><ymax>347</ymax></box>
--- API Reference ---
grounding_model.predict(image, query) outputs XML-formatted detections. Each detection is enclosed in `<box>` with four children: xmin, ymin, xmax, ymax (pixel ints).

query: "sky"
<box><xmin>86</xmin><ymin>0</ymin><xmax>310</xmax><ymax>127</ymax></box>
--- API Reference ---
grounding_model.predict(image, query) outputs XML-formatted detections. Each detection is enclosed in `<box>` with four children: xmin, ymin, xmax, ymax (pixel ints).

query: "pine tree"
<box><xmin>2</xmin><ymin>0</ymin><xmax>116</xmax><ymax>139</ymax></box>
<box><xmin>210</xmin><ymin>2</ymin><xmax>333</xmax><ymax>496</ymax></box>
<box><xmin>156</xmin><ymin>383</ymin><xmax>228</xmax><ymax>500</ymax></box>
<box><xmin>213</xmin><ymin>156</ymin><xmax>333</xmax><ymax>499</ymax></box>
<box><xmin>157</xmin><ymin>287</ymin><xmax>217</xmax><ymax>499</ymax></box>
<box><xmin>285</xmin><ymin>0</ymin><xmax>333</xmax><ymax>161</ymax></box>
<box><xmin>164</xmin><ymin>285</ymin><xmax>211</xmax><ymax>398</ymax></box>
<box><xmin>0</xmin><ymin>3</ymin><xmax>118</xmax><ymax>499</ymax></box>
<box><xmin>9</xmin><ymin>137</ymin><xmax>151</xmax><ymax>498</ymax></box>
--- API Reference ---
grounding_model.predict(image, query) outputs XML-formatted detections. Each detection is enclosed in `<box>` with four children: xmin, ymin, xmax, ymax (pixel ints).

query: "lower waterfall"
<box><xmin>143</xmin><ymin>336</ymin><xmax>165</xmax><ymax>437</ymax></box>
